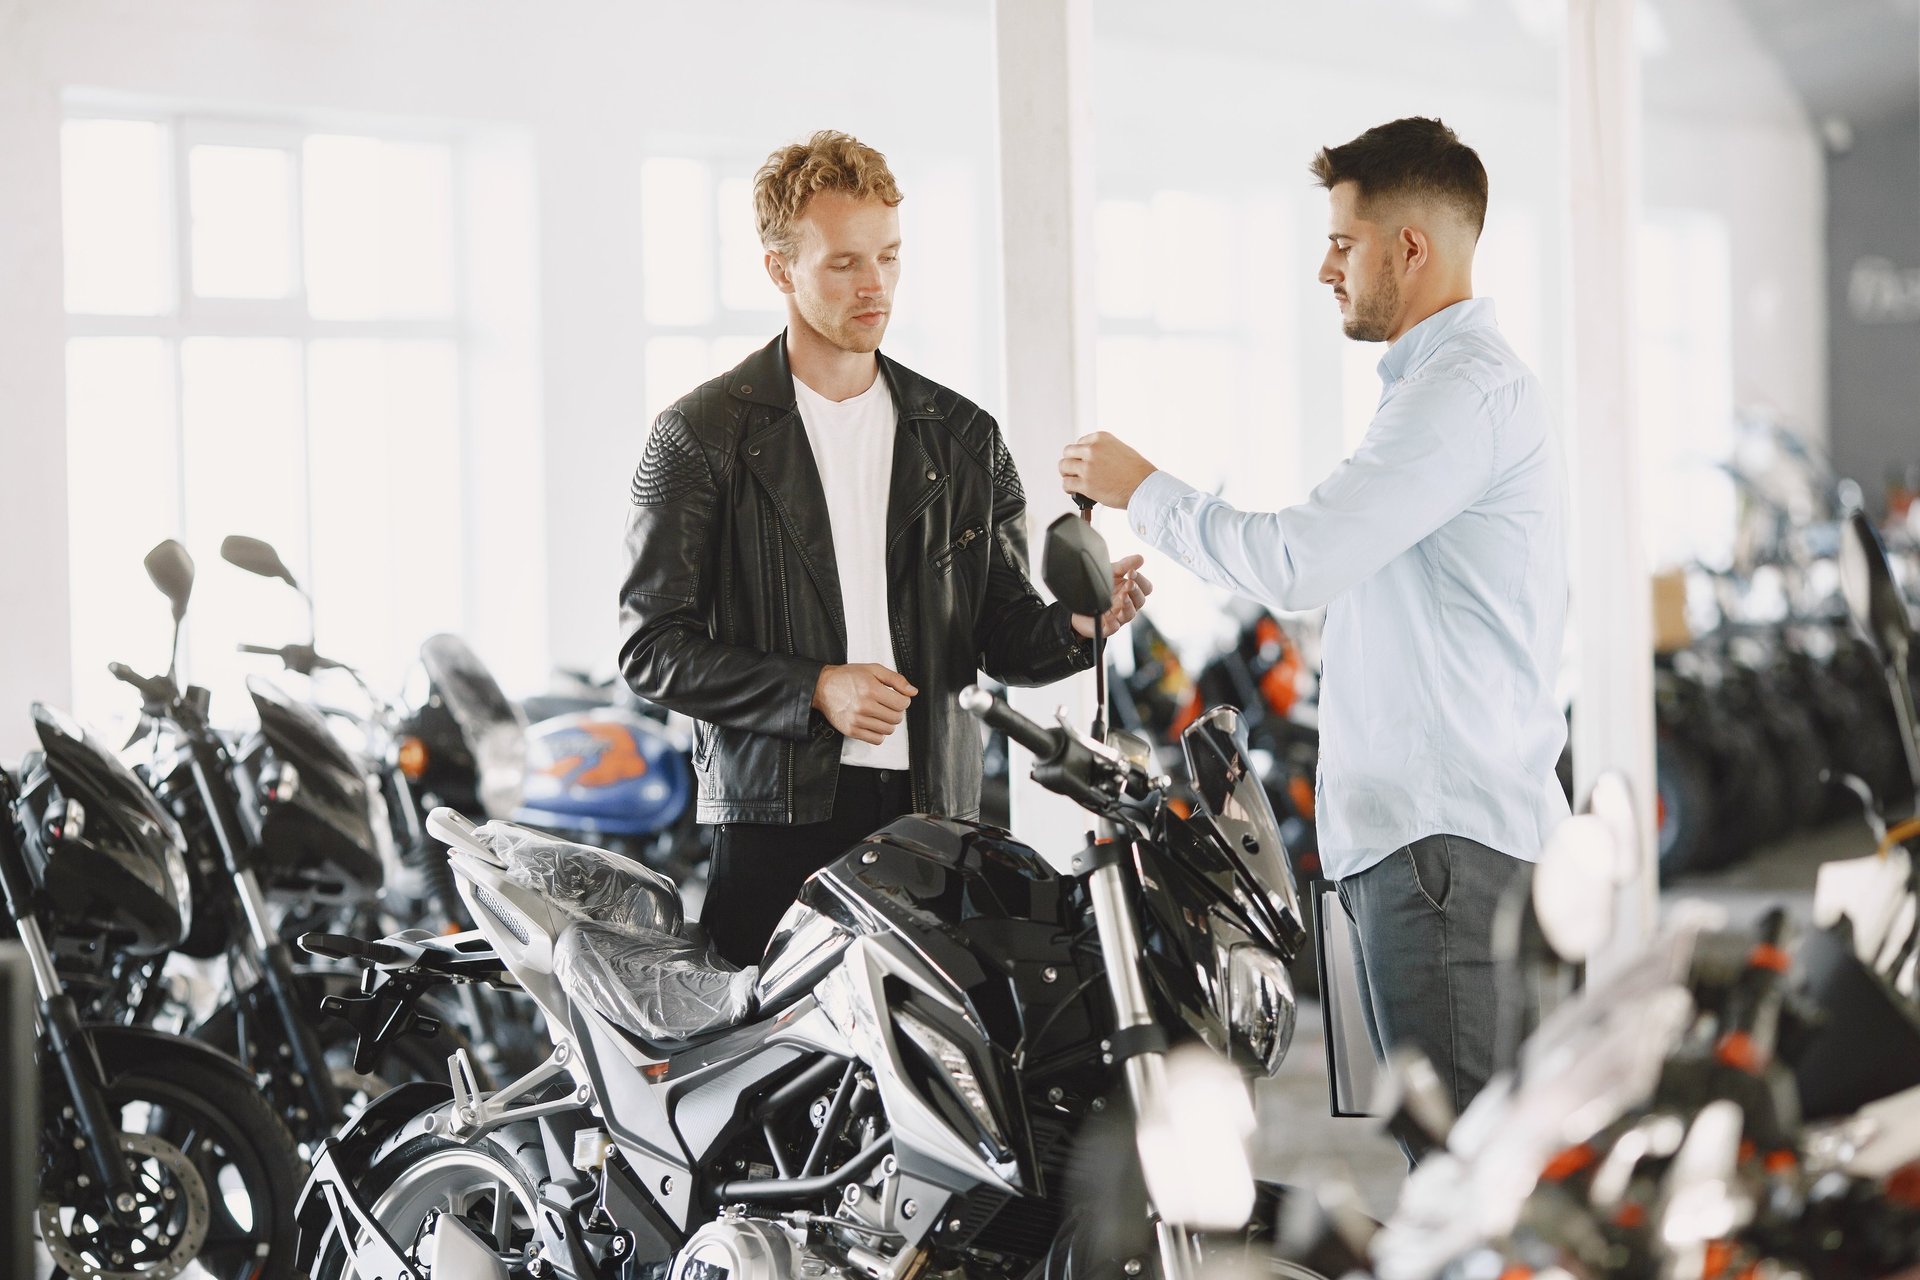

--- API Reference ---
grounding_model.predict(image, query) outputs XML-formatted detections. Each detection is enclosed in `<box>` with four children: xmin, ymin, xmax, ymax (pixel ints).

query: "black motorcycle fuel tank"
<box><xmin>237</xmin><ymin>677</ymin><xmax>383</xmax><ymax>895</ymax></box>
<box><xmin>19</xmin><ymin>703</ymin><xmax>192</xmax><ymax>956</ymax></box>
<box><xmin>782</xmin><ymin>816</ymin><xmax>1109</xmax><ymax>1056</ymax></box>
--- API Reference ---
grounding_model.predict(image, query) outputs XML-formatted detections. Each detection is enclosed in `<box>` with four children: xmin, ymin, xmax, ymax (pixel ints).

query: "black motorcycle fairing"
<box><xmin>797</xmin><ymin>817</ymin><xmax>1109</xmax><ymax>1063</ymax></box>
<box><xmin>17</xmin><ymin>704</ymin><xmax>192</xmax><ymax>956</ymax></box>
<box><xmin>238</xmin><ymin>676</ymin><xmax>383</xmax><ymax>895</ymax></box>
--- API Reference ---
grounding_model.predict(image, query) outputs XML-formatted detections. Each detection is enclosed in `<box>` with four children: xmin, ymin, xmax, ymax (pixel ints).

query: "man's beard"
<box><xmin>796</xmin><ymin>291</ymin><xmax>888</xmax><ymax>354</ymax></box>
<box><xmin>1341</xmin><ymin>259</ymin><xmax>1399</xmax><ymax>343</ymax></box>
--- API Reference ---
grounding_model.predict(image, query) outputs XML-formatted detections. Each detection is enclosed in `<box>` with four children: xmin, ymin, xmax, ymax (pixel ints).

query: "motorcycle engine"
<box><xmin>667</xmin><ymin>1212</ymin><xmax>815</xmax><ymax>1280</ymax></box>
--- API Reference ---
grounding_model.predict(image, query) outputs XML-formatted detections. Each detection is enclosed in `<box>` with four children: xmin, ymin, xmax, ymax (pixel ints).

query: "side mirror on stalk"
<box><xmin>142</xmin><ymin>540</ymin><xmax>195</xmax><ymax>622</ymax></box>
<box><xmin>221</xmin><ymin>535</ymin><xmax>300</xmax><ymax>589</ymax></box>
<box><xmin>1839</xmin><ymin>508</ymin><xmax>1920</xmax><ymax>792</ymax></box>
<box><xmin>1042</xmin><ymin>514</ymin><xmax>1113</xmax><ymax>617</ymax></box>
<box><xmin>1839</xmin><ymin>508</ymin><xmax>1914</xmax><ymax>663</ymax></box>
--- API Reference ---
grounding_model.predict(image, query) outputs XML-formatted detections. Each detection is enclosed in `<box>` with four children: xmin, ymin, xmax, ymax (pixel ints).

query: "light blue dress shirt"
<box><xmin>1127</xmin><ymin>298</ymin><xmax>1570</xmax><ymax>880</ymax></box>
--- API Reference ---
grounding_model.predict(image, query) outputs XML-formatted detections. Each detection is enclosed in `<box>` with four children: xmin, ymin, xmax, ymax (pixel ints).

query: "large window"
<box><xmin>1093</xmin><ymin>187</ymin><xmax>1304</xmax><ymax>657</ymax></box>
<box><xmin>62</xmin><ymin>115</ymin><xmax>481</xmax><ymax>726</ymax></box>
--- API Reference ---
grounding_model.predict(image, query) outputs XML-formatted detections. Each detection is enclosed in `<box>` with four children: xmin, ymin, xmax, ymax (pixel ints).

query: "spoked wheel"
<box><xmin>39</xmin><ymin>1035</ymin><xmax>302</xmax><ymax>1279</ymax></box>
<box><xmin>310</xmin><ymin>1133</ymin><xmax>543</xmax><ymax>1280</ymax></box>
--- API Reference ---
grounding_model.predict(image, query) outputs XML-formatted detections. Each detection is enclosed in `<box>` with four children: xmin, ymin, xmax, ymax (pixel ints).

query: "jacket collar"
<box><xmin>1377</xmin><ymin>297</ymin><xmax>1498</xmax><ymax>387</ymax></box>
<box><xmin>725</xmin><ymin>332</ymin><xmax>950</xmax><ymax>658</ymax></box>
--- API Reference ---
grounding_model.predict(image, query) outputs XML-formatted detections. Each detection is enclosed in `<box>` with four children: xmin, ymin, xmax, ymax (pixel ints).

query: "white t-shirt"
<box><xmin>791</xmin><ymin>373</ymin><xmax>909</xmax><ymax>770</ymax></box>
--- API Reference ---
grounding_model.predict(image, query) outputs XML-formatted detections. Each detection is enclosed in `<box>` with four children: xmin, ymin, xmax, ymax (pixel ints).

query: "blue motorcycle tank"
<box><xmin>514</xmin><ymin>709</ymin><xmax>692</xmax><ymax>837</ymax></box>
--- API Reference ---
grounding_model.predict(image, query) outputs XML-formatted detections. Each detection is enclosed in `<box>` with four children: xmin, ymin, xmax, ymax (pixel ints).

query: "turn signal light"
<box><xmin>398</xmin><ymin>736</ymin><xmax>430</xmax><ymax>780</ymax></box>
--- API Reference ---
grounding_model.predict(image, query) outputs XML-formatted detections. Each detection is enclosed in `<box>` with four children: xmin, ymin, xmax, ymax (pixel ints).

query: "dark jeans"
<box><xmin>702</xmin><ymin>765</ymin><xmax>913</xmax><ymax>968</ymax></box>
<box><xmin>1336</xmin><ymin>833</ymin><xmax>1532</xmax><ymax>1118</ymax></box>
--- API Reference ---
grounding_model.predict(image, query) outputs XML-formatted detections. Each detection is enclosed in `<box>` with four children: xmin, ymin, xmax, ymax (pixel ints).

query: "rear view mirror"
<box><xmin>1042</xmin><ymin>514</ymin><xmax>1112</xmax><ymax>618</ymax></box>
<box><xmin>1839</xmin><ymin>509</ymin><xmax>1913</xmax><ymax>662</ymax></box>
<box><xmin>1532</xmin><ymin>814</ymin><xmax>1620</xmax><ymax>963</ymax></box>
<box><xmin>221</xmin><ymin>535</ymin><xmax>299</xmax><ymax>588</ymax></box>
<box><xmin>143</xmin><ymin>540</ymin><xmax>195</xmax><ymax>622</ymax></box>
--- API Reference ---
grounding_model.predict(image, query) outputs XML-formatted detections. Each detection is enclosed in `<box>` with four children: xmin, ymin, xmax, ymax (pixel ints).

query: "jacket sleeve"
<box><xmin>618</xmin><ymin>411</ymin><xmax>821</xmax><ymax>741</ymax></box>
<box><xmin>973</xmin><ymin>426</ymin><xmax>1095</xmax><ymax>687</ymax></box>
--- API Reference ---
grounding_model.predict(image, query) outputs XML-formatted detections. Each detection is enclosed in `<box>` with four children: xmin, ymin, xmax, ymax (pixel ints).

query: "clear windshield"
<box><xmin>419</xmin><ymin>634</ymin><xmax>527</xmax><ymax>818</ymax></box>
<box><xmin>1180</xmin><ymin>705</ymin><xmax>1303</xmax><ymax>932</ymax></box>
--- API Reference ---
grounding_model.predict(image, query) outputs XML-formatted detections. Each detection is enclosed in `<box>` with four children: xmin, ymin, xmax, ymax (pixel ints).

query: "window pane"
<box><xmin>305</xmin><ymin>135</ymin><xmax>457</xmax><ymax>320</ymax></box>
<box><xmin>189</xmin><ymin>144</ymin><xmax>296</xmax><ymax>299</ymax></box>
<box><xmin>180</xmin><ymin>337</ymin><xmax>307</xmax><ymax>711</ymax></box>
<box><xmin>65</xmin><ymin>338</ymin><xmax>178</xmax><ymax>727</ymax></box>
<box><xmin>710</xmin><ymin>334</ymin><xmax>768</xmax><ymax>376</ymax></box>
<box><xmin>61</xmin><ymin>119</ymin><xmax>172</xmax><ymax>315</ymax></box>
<box><xmin>642</xmin><ymin>158</ymin><xmax>714</xmax><ymax>325</ymax></box>
<box><xmin>1096</xmin><ymin>200</ymin><xmax>1153</xmax><ymax>320</ymax></box>
<box><xmin>308</xmin><ymin>340</ymin><xmax>462</xmax><ymax>691</ymax></box>
<box><xmin>645</xmin><ymin>336</ymin><xmax>715</xmax><ymax>424</ymax></box>
<box><xmin>717</xmin><ymin>176</ymin><xmax>780</xmax><ymax>314</ymax></box>
<box><xmin>1150</xmin><ymin>191</ymin><xmax>1233</xmax><ymax>331</ymax></box>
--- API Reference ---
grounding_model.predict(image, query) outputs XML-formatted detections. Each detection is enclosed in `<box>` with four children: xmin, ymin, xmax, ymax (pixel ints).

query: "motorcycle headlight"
<box><xmin>892</xmin><ymin>1006</ymin><xmax>1008</xmax><ymax>1151</ymax></box>
<box><xmin>1226</xmin><ymin>944</ymin><xmax>1296</xmax><ymax>1078</ymax></box>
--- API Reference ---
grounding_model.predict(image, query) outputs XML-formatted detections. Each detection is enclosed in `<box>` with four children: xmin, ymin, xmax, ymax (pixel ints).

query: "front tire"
<box><xmin>39</xmin><ymin>1032</ymin><xmax>304</xmax><ymax>1280</ymax></box>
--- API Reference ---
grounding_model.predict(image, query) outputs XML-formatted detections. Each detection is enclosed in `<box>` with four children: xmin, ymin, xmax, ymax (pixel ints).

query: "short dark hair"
<box><xmin>1309</xmin><ymin>117</ymin><xmax>1488</xmax><ymax>237</ymax></box>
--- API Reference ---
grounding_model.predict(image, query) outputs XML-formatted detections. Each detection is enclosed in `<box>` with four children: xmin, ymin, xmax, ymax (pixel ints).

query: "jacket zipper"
<box><xmin>888</xmin><ymin>479</ymin><xmax>945</xmax><ymax>816</ymax></box>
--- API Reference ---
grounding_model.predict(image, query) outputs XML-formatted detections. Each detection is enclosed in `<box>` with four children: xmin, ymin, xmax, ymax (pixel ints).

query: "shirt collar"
<box><xmin>1377</xmin><ymin>297</ymin><xmax>1498</xmax><ymax>386</ymax></box>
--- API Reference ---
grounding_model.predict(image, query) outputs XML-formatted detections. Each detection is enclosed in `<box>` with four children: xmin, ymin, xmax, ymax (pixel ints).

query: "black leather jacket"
<box><xmin>619</xmin><ymin>335</ymin><xmax>1093</xmax><ymax>825</ymax></box>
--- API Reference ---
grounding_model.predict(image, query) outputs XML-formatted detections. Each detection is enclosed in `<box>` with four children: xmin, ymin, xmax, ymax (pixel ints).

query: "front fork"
<box><xmin>1083</xmin><ymin>818</ymin><xmax>1202</xmax><ymax>1280</ymax></box>
<box><xmin>189</xmin><ymin>735</ymin><xmax>344</xmax><ymax>1129</ymax></box>
<box><xmin>16</xmin><ymin>916</ymin><xmax>144</xmax><ymax>1222</ymax></box>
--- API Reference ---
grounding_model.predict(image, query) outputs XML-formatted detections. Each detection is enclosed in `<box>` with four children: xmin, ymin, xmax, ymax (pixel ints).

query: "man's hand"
<box><xmin>813</xmin><ymin>664</ymin><xmax>918</xmax><ymax>745</ymax></box>
<box><xmin>1059</xmin><ymin>431</ymin><xmax>1158</xmax><ymax>509</ymax></box>
<box><xmin>1071</xmin><ymin>554</ymin><xmax>1154</xmax><ymax>639</ymax></box>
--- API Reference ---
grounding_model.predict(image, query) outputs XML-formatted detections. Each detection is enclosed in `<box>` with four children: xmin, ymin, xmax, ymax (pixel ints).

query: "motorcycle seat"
<box><xmin>554</xmin><ymin>918</ymin><xmax>758</xmax><ymax>1041</ymax></box>
<box><xmin>477</xmin><ymin>821</ymin><xmax>686</xmax><ymax>938</ymax></box>
<box><xmin>470</xmin><ymin>821</ymin><xmax>758</xmax><ymax>1040</ymax></box>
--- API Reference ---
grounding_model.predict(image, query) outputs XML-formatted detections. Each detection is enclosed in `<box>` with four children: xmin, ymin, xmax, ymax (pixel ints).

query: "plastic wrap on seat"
<box><xmin>554</xmin><ymin>918</ymin><xmax>757</xmax><ymax>1041</ymax></box>
<box><xmin>474</xmin><ymin>820</ymin><xmax>682</xmax><ymax>937</ymax></box>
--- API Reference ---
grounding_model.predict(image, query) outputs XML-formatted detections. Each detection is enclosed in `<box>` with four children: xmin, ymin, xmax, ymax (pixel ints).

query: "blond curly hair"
<box><xmin>753</xmin><ymin>131</ymin><xmax>903</xmax><ymax>259</ymax></box>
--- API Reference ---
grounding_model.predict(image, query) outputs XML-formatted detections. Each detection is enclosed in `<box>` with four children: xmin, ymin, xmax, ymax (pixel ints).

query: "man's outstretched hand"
<box><xmin>814</xmin><ymin>664</ymin><xmax>917</xmax><ymax>745</ymax></box>
<box><xmin>1071</xmin><ymin>554</ymin><xmax>1153</xmax><ymax>639</ymax></box>
<box><xmin>1059</xmin><ymin>431</ymin><xmax>1158</xmax><ymax>510</ymax></box>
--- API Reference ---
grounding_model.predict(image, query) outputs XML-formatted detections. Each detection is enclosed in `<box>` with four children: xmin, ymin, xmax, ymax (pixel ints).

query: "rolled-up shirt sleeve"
<box><xmin>1125</xmin><ymin>373</ymin><xmax>1501</xmax><ymax>612</ymax></box>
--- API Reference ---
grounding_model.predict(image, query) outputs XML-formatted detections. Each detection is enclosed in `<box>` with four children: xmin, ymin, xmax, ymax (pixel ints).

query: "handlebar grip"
<box><xmin>236</xmin><ymin>643</ymin><xmax>282</xmax><ymax>656</ymax></box>
<box><xmin>958</xmin><ymin>685</ymin><xmax>1058</xmax><ymax>759</ymax></box>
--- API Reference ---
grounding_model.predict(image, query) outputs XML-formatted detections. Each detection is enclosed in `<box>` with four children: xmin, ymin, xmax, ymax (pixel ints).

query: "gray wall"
<box><xmin>1827</xmin><ymin>108</ymin><xmax>1920</xmax><ymax>508</ymax></box>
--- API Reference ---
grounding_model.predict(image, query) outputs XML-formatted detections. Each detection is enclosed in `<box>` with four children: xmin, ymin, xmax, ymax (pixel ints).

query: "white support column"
<box><xmin>1565</xmin><ymin>0</ymin><xmax>1658</xmax><ymax>970</ymax></box>
<box><xmin>991</xmin><ymin>0</ymin><xmax>1099</xmax><ymax>848</ymax></box>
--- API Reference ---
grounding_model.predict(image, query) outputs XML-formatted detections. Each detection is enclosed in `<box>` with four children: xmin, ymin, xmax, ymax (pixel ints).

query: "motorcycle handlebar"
<box><xmin>108</xmin><ymin>661</ymin><xmax>163</xmax><ymax>701</ymax></box>
<box><xmin>958</xmin><ymin>685</ymin><xmax>1058</xmax><ymax>760</ymax></box>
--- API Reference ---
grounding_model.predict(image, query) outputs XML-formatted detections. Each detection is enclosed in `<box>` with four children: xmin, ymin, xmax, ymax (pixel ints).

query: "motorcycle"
<box><xmin>112</xmin><ymin>540</ymin><xmax>482</xmax><ymax>1145</ymax></box>
<box><xmin>4</xmin><ymin>700</ymin><xmax>305</xmax><ymax>1278</ymax></box>
<box><xmin>1279</xmin><ymin>509</ymin><xmax>1920</xmax><ymax>1279</ymax></box>
<box><xmin>293</xmin><ymin>513</ymin><xmax>1321</xmax><ymax>1280</ymax></box>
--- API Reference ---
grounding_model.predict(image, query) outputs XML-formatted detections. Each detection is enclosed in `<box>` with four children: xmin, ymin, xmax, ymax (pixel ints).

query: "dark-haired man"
<box><xmin>1060</xmin><ymin>117</ymin><xmax>1568</xmax><ymax>1119</ymax></box>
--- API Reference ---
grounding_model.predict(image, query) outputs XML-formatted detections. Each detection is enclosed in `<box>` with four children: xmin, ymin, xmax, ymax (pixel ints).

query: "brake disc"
<box><xmin>38</xmin><ymin>1130</ymin><xmax>211</xmax><ymax>1280</ymax></box>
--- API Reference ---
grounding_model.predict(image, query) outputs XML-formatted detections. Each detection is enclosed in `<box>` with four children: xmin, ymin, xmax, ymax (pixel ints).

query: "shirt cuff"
<box><xmin>1125</xmin><ymin>470</ymin><xmax>1196</xmax><ymax>551</ymax></box>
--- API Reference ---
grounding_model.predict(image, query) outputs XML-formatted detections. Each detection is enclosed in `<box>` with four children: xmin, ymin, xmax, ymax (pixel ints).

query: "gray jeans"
<box><xmin>1336</xmin><ymin>833</ymin><xmax>1532</xmax><ymax>1116</ymax></box>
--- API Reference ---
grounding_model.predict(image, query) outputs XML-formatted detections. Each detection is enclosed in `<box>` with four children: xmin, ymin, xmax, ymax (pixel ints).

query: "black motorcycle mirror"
<box><xmin>142</xmin><ymin>539</ymin><xmax>194</xmax><ymax>686</ymax></box>
<box><xmin>221</xmin><ymin>533</ymin><xmax>318</xmax><ymax>651</ymax></box>
<box><xmin>1838</xmin><ymin>508</ymin><xmax>1920</xmax><ymax>794</ymax></box>
<box><xmin>221</xmin><ymin>534</ymin><xmax>297</xmax><ymax>588</ymax></box>
<box><xmin>1044</xmin><ymin>512</ymin><xmax>1114</xmax><ymax>742</ymax></box>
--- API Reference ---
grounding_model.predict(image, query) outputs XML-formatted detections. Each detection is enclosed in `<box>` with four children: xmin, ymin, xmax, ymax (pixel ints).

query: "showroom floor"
<box><xmin>1253</xmin><ymin>816</ymin><xmax>1876</xmax><ymax>1220</ymax></box>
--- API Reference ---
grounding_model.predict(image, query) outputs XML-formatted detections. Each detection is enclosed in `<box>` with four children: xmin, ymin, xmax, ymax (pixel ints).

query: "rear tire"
<box><xmin>305</xmin><ymin>1129</ymin><xmax>547</xmax><ymax>1280</ymax></box>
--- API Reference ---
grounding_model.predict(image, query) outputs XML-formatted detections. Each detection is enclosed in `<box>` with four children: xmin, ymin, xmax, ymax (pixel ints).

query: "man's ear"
<box><xmin>765</xmin><ymin>249</ymin><xmax>797</xmax><ymax>296</ymax></box>
<box><xmin>1399</xmin><ymin>225</ymin><xmax>1429</xmax><ymax>276</ymax></box>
